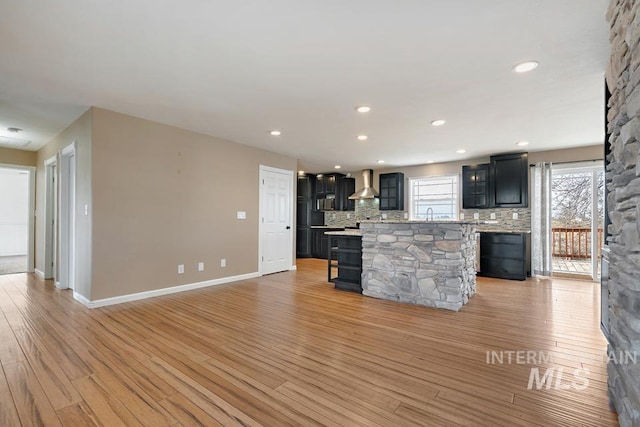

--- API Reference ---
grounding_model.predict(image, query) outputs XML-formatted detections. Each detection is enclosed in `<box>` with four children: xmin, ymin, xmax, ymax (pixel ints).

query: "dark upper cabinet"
<box><xmin>325</xmin><ymin>174</ymin><xmax>337</xmax><ymax>194</ymax></box>
<box><xmin>297</xmin><ymin>174</ymin><xmax>314</xmax><ymax>199</ymax></box>
<box><xmin>462</xmin><ymin>164</ymin><xmax>491</xmax><ymax>209</ymax></box>
<box><xmin>315</xmin><ymin>173</ymin><xmax>342</xmax><ymax>196</ymax></box>
<box><xmin>338</xmin><ymin>177</ymin><xmax>355</xmax><ymax>211</ymax></box>
<box><xmin>379</xmin><ymin>173</ymin><xmax>404</xmax><ymax>210</ymax></box>
<box><xmin>491</xmin><ymin>152</ymin><xmax>528</xmax><ymax>208</ymax></box>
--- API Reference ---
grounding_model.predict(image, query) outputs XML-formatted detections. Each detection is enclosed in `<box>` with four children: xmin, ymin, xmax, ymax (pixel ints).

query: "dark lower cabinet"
<box><xmin>311</xmin><ymin>228</ymin><xmax>344</xmax><ymax>259</ymax></box>
<box><xmin>328</xmin><ymin>234</ymin><xmax>363</xmax><ymax>293</ymax></box>
<box><xmin>296</xmin><ymin>227</ymin><xmax>312</xmax><ymax>258</ymax></box>
<box><xmin>479</xmin><ymin>232</ymin><xmax>527</xmax><ymax>280</ymax></box>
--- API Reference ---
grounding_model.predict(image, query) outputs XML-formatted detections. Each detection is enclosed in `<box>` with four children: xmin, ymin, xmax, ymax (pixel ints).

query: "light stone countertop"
<box><xmin>324</xmin><ymin>230</ymin><xmax>362</xmax><ymax>236</ymax></box>
<box><xmin>478</xmin><ymin>229</ymin><xmax>532</xmax><ymax>234</ymax></box>
<box><xmin>358</xmin><ymin>219</ymin><xmax>474</xmax><ymax>224</ymax></box>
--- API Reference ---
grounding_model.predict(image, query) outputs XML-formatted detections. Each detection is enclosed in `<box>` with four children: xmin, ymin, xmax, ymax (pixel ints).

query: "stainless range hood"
<box><xmin>349</xmin><ymin>169</ymin><xmax>379</xmax><ymax>199</ymax></box>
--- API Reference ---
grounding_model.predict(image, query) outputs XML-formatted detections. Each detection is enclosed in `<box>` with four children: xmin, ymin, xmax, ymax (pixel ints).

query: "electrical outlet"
<box><xmin>347</xmin><ymin>213</ymin><xmax>351</xmax><ymax>219</ymax></box>
<box><xmin>178</xmin><ymin>264</ymin><xmax>184</xmax><ymax>274</ymax></box>
<box><xmin>332</xmin><ymin>213</ymin><xmax>336</xmax><ymax>219</ymax></box>
<box><xmin>220</xmin><ymin>258</ymin><xmax>226</xmax><ymax>268</ymax></box>
<box><xmin>198</xmin><ymin>262</ymin><xmax>204</xmax><ymax>271</ymax></box>
<box><xmin>490</xmin><ymin>212</ymin><xmax>496</xmax><ymax>220</ymax></box>
<box><xmin>513</xmin><ymin>212</ymin><xmax>519</xmax><ymax>220</ymax></box>
<box><xmin>473</xmin><ymin>212</ymin><xmax>480</xmax><ymax>220</ymax></box>
<box><xmin>404</xmin><ymin>212</ymin><xmax>409</xmax><ymax>219</ymax></box>
<box><xmin>459</xmin><ymin>213</ymin><xmax>465</xmax><ymax>220</ymax></box>
<box><xmin>381</xmin><ymin>213</ymin><xmax>388</xmax><ymax>219</ymax></box>
<box><xmin>237</xmin><ymin>211</ymin><xmax>246</xmax><ymax>219</ymax></box>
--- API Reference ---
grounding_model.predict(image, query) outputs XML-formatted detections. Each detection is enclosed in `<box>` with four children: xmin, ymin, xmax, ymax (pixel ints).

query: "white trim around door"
<box><xmin>44</xmin><ymin>155</ymin><xmax>57</xmax><ymax>280</ymax></box>
<box><xmin>58</xmin><ymin>141</ymin><xmax>77</xmax><ymax>290</ymax></box>
<box><xmin>258</xmin><ymin>165</ymin><xmax>295</xmax><ymax>275</ymax></box>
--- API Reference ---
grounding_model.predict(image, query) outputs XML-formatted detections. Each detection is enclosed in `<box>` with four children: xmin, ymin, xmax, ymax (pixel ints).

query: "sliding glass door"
<box><xmin>551</xmin><ymin>162</ymin><xmax>605</xmax><ymax>280</ymax></box>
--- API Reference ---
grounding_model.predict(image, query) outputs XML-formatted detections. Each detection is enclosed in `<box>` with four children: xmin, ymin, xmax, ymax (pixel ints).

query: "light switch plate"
<box><xmin>237</xmin><ymin>211</ymin><xmax>246</xmax><ymax>219</ymax></box>
<box><xmin>490</xmin><ymin>212</ymin><xmax>496</xmax><ymax>220</ymax></box>
<box><xmin>178</xmin><ymin>264</ymin><xmax>184</xmax><ymax>274</ymax></box>
<box><xmin>220</xmin><ymin>258</ymin><xmax>226</xmax><ymax>267</ymax></box>
<box><xmin>198</xmin><ymin>262</ymin><xmax>204</xmax><ymax>271</ymax></box>
<box><xmin>473</xmin><ymin>212</ymin><xmax>480</xmax><ymax>220</ymax></box>
<box><xmin>513</xmin><ymin>212</ymin><xmax>519</xmax><ymax>220</ymax></box>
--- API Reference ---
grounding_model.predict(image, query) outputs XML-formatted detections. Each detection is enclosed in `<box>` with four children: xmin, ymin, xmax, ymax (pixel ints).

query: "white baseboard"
<box><xmin>74</xmin><ymin>271</ymin><xmax>262</xmax><ymax>309</ymax></box>
<box><xmin>34</xmin><ymin>269</ymin><xmax>45</xmax><ymax>278</ymax></box>
<box><xmin>73</xmin><ymin>292</ymin><xmax>91</xmax><ymax>307</ymax></box>
<box><xmin>289</xmin><ymin>265</ymin><xmax>297</xmax><ymax>271</ymax></box>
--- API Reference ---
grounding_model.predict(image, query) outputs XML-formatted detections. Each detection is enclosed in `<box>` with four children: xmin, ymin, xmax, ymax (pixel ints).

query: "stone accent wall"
<box><xmin>459</xmin><ymin>207</ymin><xmax>531</xmax><ymax>232</ymax></box>
<box><xmin>325</xmin><ymin>199</ymin><xmax>406</xmax><ymax>227</ymax></box>
<box><xmin>361</xmin><ymin>222</ymin><xmax>476</xmax><ymax>311</ymax></box>
<box><xmin>606</xmin><ymin>1</ymin><xmax>640</xmax><ymax>425</ymax></box>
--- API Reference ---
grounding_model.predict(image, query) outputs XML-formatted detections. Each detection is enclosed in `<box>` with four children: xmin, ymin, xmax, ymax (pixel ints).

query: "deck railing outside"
<box><xmin>552</xmin><ymin>227</ymin><xmax>604</xmax><ymax>260</ymax></box>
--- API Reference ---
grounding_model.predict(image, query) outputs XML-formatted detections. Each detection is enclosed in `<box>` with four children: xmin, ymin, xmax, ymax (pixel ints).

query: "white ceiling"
<box><xmin>0</xmin><ymin>0</ymin><xmax>609</xmax><ymax>171</ymax></box>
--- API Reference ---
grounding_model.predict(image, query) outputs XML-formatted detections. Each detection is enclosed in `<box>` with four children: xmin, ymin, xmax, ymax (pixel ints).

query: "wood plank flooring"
<box><xmin>0</xmin><ymin>259</ymin><xmax>618</xmax><ymax>426</ymax></box>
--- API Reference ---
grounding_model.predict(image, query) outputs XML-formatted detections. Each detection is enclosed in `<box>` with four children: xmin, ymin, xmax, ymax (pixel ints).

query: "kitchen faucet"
<box><xmin>426</xmin><ymin>207</ymin><xmax>434</xmax><ymax>221</ymax></box>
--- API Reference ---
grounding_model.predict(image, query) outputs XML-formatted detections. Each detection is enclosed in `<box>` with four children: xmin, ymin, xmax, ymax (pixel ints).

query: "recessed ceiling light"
<box><xmin>431</xmin><ymin>119</ymin><xmax>446</xmax><ymax>127</ymax></box>
<box><xmin>334</xmin><ymin>165</ymin><xmax>341</xmax><ymax>169</ymax></box>
<box><xmin>512</xmin><ymin>61</ymin><xmax>539</xmax><ymax>73</ymax></box>
<box><xmin>427</xmin><ymin>160</ymin><xmax>434</xmax><ymax>164</ymax></box>
<box><xmin>356</xmin><ymin>106</ymin><xmax>371</xmax><ymax>113</ymax></box>
<box><xmin>377</xmin><ymin>160</ymin><xmax>385</xmax><ymax>164</ymax></box>
<box><xmin>7</xmin><ymin>127</ymin><xmax>22</xmax><ymax>133</ymax></box>
<box><xmin>516</xmin><ymin>141</ymin><xmax>530</xmax><ymax>147</ymax></box>
<box><xmin>456</xmin><ymin>149</ymin><xmax>466</xmax><ymax>154</ymax></box>
<box><xmin>357</xmin><ymin>135</ymin><xmax>368</xmax><ymax>141</ymax></box>
<box><xmin>298</xmin><ymin>170</ymin><xmax>305</xmax><ymax>175</ymax></box>
<box><xmin>269</xmin><ymin>130</ymin><xmax>281</xmax><ymax>136</ymax></box>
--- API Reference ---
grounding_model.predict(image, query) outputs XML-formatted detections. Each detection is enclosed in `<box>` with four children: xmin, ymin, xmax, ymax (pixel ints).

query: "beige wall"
<box><xmin>35</xmin><ymin>108</ymin><xmax>93</xmax><ymax>299</ymax></box>
<box><xmin>0</xmin><ymin>147</ymin><xmax>37</xmax><ymax>167</ymax></box>
<box><xmin>90</xmin><ymin>108</ymin><xmax>297</xmax><ymax>300</ymax></box>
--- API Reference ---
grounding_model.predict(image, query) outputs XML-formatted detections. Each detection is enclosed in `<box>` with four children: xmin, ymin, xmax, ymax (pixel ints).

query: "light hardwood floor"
<box><xmin>0</xmin><ymin>259</ymin><xmax>618</xmax><ymax>426</ymax></box>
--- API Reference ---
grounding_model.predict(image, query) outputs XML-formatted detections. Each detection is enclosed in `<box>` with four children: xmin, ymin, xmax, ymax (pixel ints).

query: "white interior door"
<box><xmin>260</xmin><ymin>166</ymin><xmax>293</xmax><ymax>275</ymax></box>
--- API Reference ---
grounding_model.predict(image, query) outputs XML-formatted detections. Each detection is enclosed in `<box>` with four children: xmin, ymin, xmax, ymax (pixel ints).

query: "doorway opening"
<box><xmin>44</xmin><ymin>143</ymin><xmax>77</xmax><ymax>289</ymax></box>
<box><xmin>551</xmin><ymin>162</ymin><xmax>605</xmax><ymax>280</ymax></box>
<box><xmin>0</xmin><ymin>164</ymin><xmax>35</xmax><ymax>275</ymax></box>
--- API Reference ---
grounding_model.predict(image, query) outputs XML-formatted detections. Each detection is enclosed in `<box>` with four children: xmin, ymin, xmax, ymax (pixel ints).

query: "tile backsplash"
<box><xmin>324</xmin><ymin>199</ymin><xmax>405</xmax><ymax>227</ymax></box>
<box><xmin>459</xmin><ymin>207</ymin><xmax>531</xmax><ymax>232</ymax></box>
<box><xmin>324</xmin><ymin>200</ymin><xmax>531</xmax><ymax>232</ymax></box>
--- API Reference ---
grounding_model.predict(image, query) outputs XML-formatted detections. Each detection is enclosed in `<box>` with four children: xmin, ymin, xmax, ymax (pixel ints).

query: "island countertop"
<box><xmin>358</xmin><ymin>219</ymin><xmax>474</xmax><ymax>224</ymax></box>
<box><xmin>324</xmin><ymin>230</ymin><xmax>362</xmax><ymax>236</ymax></box>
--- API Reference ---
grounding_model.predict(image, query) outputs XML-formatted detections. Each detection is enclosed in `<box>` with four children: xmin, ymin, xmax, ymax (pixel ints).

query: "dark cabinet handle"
<box><xmin>286</xmin><ymin>226</ymin><xmax>291</xmax><ymax>229</ymax></box>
